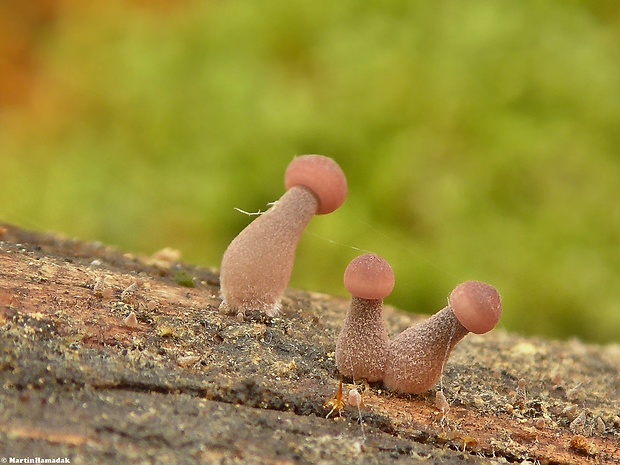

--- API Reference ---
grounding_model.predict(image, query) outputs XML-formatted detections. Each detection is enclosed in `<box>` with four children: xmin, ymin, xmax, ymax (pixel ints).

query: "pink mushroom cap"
<box><xmin>344</xmin><ymin>254</ymin><xmax>395</xmax><ymax>300</ymax></box>
<box><xmin>285</xmin><ymin>155</ymin><xmax>348</xmax><ymax>215</ymax></box>
<box><xmin>449</xmin><ymin>281</ymin><xmax>502</xmax><ymax>334</ymax></box>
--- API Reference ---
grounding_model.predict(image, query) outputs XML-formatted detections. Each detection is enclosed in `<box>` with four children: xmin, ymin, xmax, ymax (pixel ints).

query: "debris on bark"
<box><xmin>1</xmin><ymin>223</ymin><xmax>619</xmax><ymax>464</ymax></box>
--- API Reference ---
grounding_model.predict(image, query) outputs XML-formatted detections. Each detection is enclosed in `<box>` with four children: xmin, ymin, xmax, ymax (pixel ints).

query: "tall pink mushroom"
<box><xmin>219</xmin><ymin>155</ymin><xmax>347</xmax><ymax>318</ymax></box>
<box><xmin>335</xmin><ymin>253</ymin><xmax>394</xmax><ymax>382</ymax></box>
<box><xmin>383</xmin><ymin>281</ymin><xmax>502</xmax><ymax>394</ymax></box>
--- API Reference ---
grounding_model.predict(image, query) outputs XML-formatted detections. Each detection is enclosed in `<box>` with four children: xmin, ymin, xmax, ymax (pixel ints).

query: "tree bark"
<box><xmin>1</xmin><ymin>223</ymin><xmax>618</xmax><ymax>464</ymax></box>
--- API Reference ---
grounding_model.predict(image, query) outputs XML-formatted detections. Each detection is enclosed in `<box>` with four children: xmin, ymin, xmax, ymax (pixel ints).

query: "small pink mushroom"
<box><xmin>219</xmin><ymin>155</ymin><xmax>347</xmax><ymax>318</ymax></box>
<box><xmin>335</xmin><ymin>253</ymin><xmax>394</xmax><ymax>382</ymax></box>
<box><xmin>383</xmin><ymin>281</ymin><xmax>502</xmax><ymax>394</ymax></box>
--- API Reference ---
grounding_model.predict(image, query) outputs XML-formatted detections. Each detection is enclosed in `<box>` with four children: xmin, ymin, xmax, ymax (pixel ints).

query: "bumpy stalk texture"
<box><xmin>335</xmin><ymin>297</ymin><xmax>390</xmax><ymax>382</ymax></box>
<box><xmin>219</xmin><ymin>186</ymin><xmax>318</xmax><ymax>316</ymax></box>
<box><xmin>383</xmin><ymin>307</ymin><xmax>469</xmax><ymax>394</ymax></box>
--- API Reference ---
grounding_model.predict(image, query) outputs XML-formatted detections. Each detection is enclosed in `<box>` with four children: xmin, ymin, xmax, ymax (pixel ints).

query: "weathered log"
<box><xmin>1</xmin><ymin>223</ymin><xmax>618</xmax><ymax>464</ymax></box>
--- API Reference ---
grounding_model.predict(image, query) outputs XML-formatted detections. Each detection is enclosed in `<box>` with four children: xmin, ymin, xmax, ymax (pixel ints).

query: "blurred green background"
<box><xmin>1</xmin><ymin>0</ymin><xmax>620</xmax><ymax>344</ymax></box>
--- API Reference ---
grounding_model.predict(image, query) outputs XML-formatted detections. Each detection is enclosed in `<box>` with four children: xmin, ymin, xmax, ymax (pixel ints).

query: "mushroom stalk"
<box><xmin>383</xmin><ymin>280</ymin><xmax>501</xmax><ymax>394</ymax></box>
<box><xmin>219</xmin><ymin>186</ymin><xmax>318</xmax><ymax>317</ymax></box>
<box><xmin>219</xmin><ymin>154</ymin><xmax>347</xmax><ymax>319</ymax></box>
<box><xmin>336</xmin><ymin>297</ymin><xmax>389</xmax><ymax>382</ymax></box>
<box><xmin>383</xmin><ymin>306</ymin><xmax>469</xmax><ymax>394</ymax></box>
<box><xmin>335</xmin><ymin>253</ymin><xmax>394</xmax><ymax>382</ymax></box>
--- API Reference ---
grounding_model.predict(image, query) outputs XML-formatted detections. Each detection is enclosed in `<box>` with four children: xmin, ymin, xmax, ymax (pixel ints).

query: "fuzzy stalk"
<box><xmin>336</xmin><ymin>297</ymin><xmax>390</xmax><ymax>382</ymax></box>
<box><xmin>383</xmin><ymin>307</ymin><xmax>470</xmax><ymax>394</ymax></box>
<box><xmin>219</xmin><ymin>186</ymin><xmax>318</xmax><ymax>316</ymax></box>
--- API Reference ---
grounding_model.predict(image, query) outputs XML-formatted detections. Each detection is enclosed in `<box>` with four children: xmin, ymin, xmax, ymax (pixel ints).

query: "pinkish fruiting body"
<box><xmin>220</xmin><ymin>187</ymin><xmax>317</xmax><ymax>316</ymax></box>
<box><xmin>383</xmin><ymin>307</ymin><xmax>469</xmax><ymax>394</ymax></box>
<box><xmin>284</xmin><ymin>155</ymin><xmax>348</xmax><ymax>215</ymax></box>
<box><xmin>336</xmin><ymin>298</ymin><xmax>390</xmax><ymax>382</ymax></box>
<box><xmin>449</xmin><ymin>281</ymin><xmax>502</xmax><ymax>334</ymax></box>
<box><xmin>336</xmin><ymin>254</ymin><xmax>394</xmax><ymax>382</ymax></box>
<box><xmin>383</xmin><ymin>281</ymin><xmax>501</xmax><ymax>394</ymax></box>
<box><xmin>219</xmin><ymin>155</ymin><xmax>347</xmax><ymax>318</ymax></box>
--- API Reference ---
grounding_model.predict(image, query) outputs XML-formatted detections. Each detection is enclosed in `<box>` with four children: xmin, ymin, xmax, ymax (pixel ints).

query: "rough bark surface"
<box><xmin>1</xmin><ymin>223</ymin><xmax>619</xmax><ymax>464</ymax></box>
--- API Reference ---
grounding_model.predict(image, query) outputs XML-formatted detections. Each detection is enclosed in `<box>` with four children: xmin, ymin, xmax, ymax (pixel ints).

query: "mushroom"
<box><xmin>219</xmin><ymin>155</ymin><xmax>347</xmax><ymax>318</ymax></box>
<box><xmin>335</xmin><ymin>253</ymin><xmax>394</xmax><ymax>382</ymax></box>
<box><xmin>383</xmin><ymin>280</ymin><xmax>502</xmax><ymax>394</ymax></box>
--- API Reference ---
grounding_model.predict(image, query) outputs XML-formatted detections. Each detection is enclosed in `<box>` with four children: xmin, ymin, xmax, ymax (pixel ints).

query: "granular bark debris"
<box><xmin>1</xmin><ymin>223</ymin><xmax>619</xmax><ymax>464</ymax></box>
